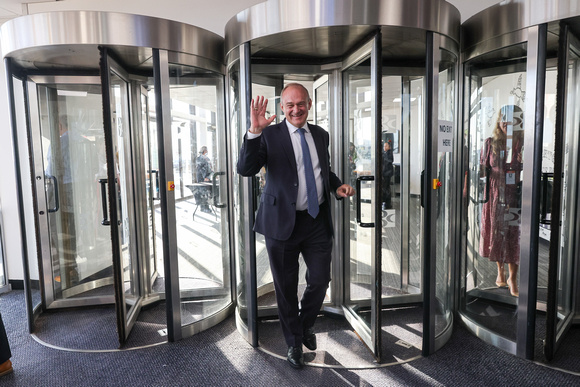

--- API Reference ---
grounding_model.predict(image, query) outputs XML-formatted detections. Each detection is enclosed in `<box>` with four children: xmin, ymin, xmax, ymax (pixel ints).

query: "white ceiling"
<box><xmin>0</xmin><ymin>0</ymin><xmax>501</xmax><ymax>36</ymax></box>
<box><xmin>0</xmin><ymin>0</ymin><xmax>48</xmax><ymax>22</ymax></box>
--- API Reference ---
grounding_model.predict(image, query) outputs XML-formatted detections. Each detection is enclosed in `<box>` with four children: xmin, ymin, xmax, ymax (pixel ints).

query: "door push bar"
<box><xmin>356</xmin><ymin>175</ymin><xmax>375</xmax><ymax>228</ymax></box>
<box><xmin>98</xmin><ymin>178</ymin><xmax>111</xmax><ymax>226</ymax></box>
<box><xmin>45</xmin><ymin>174</ymin><xmax>59</xmax><ymax>213</ymax></box>
<box><xmin>540</xmin><ymin>172</ymin><xmax>554</xmax><ymax>225</ymax></box>
<box><xmin>212</xmin><ymin>171</ymin><xmax>226</xmax><ymax>208</ymax></box>
<box><xmin>149</xmin><ymin>169</ymin><xmax>160</xmax><ymax>201</ymax></box>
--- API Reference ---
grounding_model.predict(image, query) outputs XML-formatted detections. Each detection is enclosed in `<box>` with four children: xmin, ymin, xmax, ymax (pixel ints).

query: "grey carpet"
<box><xmin>1</xmin><ymin>290</ymin><xmax>579</xmax><ymax>386</ymax></box>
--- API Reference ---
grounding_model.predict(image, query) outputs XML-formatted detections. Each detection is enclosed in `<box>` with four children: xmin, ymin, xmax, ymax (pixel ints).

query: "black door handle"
<box><xmin>98</xmin><ymin>178</ymin><xmax>111</xmax><ymax>226</ymax></box>
<box><xmin>540</xmin><ymin>172</ymin><xmax>553</xmax><ymax>225</ymax></box>
<box><xmin>356</xmin><ymin>175</ymin><xmax>375</xmax><ymax>228</ymax></box>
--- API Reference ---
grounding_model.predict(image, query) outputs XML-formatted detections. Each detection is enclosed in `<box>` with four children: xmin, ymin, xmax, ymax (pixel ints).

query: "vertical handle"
<box><xmin>540</xmin><ymin>172</ymin><xmax>553</xmax><ymax>225</ymax></box>
<box><xmin>356</xmin><ymin>175</ymin><xmax>375</xmax><ymax>228</ymax></box>
<box><xmin>421</xmin><ymin>170</ymin><xmax>425</xmax><ymax>208</ymax></box>
<box><xmin>45</xmin><ymin>174</ymin><xmax>60</xmax><ymax>213</ymax></box>
<box><xmin>99</xmin><ymin>178</ymin><xmax>111</xmax><ymax>226</ymax></box>
<box><xmin>149</xmin><ymin>169</ymin><xmax>160</xmax><ymax>200</ymax></box>
<box><xmin>212</xmin><ymin>172</ymin><xmax>226</xmax><ymax>208</ymax></box>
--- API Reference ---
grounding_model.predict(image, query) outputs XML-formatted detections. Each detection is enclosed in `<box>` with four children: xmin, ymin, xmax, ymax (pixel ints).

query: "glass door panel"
<box><xmin>408</xmin><ymin>78</ymin><xmax>425</xmax><ymax>290</ymax></box>
<box><xmin>250</xmin><ymin>81</ymin><xmax>279</xmax><ymax>311</ymax></box>
<box><xmin>167</xmin><ymin>64</ymin><xmax>231</xmax><ymax>327</ymax></box>
<box><xmin>228</xmin><ymin>57</ymin><xmax>251</xmax><ymax>336</ymax></box>
<box><xmin>34</xmin><ymin>79</ymin><xmax>113</xmax><ymax>306</ymax></box>
<box><xmin>462</xmin><ymin>43</ymin><xmax>528</xmax><ymax>344</ymax></box>
<box><xmin>380</xmin><ymin>73</ymin><xmax>425</xmax><ymax>303</ymax></box>
<box><xmin>146</xmin><ymin>88</ymin><xmax>165</xmax><ymax>285</ymax></box>
<box><xmin>343</xmin><ymin>34</ymin><xmax>381</xmax><ymax>359</ymax></box>
<box><xmin>140</xmin><ymin>90</ymin><xmax>161</xmax><ymax>292</ymax></box>
<box><xmin>102</xmin><ymin>52</ymin><xmax>143</xmax><ymax>342</ymax></box>
<box><xmin>381</xmin><ymin>76</ymin><xmax>403</xmax><ymax>296</ymax></box>
<box><xmin>313</xmin><ymin>75</ymin><xmax>329</xmax><ymax>130</ymax></box>
<box><xmin>544</xmin><ymin>29</ymin><xmax>580</xmax><ymax>360</ymax></box>
<box><xmin>434</xmin><ymin>48</ymin><xmax>456</xmax><ymax>345</ymax></box>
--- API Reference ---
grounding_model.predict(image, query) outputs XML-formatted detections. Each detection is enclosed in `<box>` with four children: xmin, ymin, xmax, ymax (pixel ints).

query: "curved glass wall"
<box><xmin>460</xmin><ymin>0</ymin><xmax>580</xmax><ymax>365</ymax></box>
<box><xmin>462</xmin><ymin>44</ymin><xmax>527</xmax><ymax>344</ymax></box>
<box><xmin>435</xmin><ymin>47</ymin><xmax>456</xmax><ymax>344</ymax></box>
<box><xmin>2</xmin><ymin>11</ymin><xmax>232</xmax><ymax>346</ymax></box>
<box><xmin>225</xmin><ymin>0</ymin><xmax>460</xmax><ymax>362</ymax></box>
<box><xmin>166</xmin><ymin>63</ymin><xmax>231</xmax><ymax>327</ymax></box>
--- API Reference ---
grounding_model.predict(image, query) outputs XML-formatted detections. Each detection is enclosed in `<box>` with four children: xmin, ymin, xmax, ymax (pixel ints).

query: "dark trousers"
<box><xmin>265</xmin><ymin>202</ymin><xmax>333</xmax><ymax>347</ymax></box>
<box><xmin>0</xmin><ymin>313</ymin><xmax>11</xmax><ymax>363</ymax></box>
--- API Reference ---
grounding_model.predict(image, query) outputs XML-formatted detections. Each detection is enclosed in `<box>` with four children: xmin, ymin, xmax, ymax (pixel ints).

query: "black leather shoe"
<box><xmin>287</xmin><ymin>346</ymin><xmax>304</xmax><ymax>369</ymax></box>
<box><xmin>302</xmin><ymin>327</ymin><xmax>317</xmax><ymax>351</ymax></box>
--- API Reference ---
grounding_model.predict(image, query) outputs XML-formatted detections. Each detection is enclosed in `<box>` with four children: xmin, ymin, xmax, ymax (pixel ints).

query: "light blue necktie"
<box><xmin>298</xmin><ymin>128</ymin><xmax>319</xmax><ymax>218</ymax></box>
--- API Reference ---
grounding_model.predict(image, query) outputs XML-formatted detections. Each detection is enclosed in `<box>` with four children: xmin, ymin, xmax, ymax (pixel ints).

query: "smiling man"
<box><xmin>237</xmin><ymin>82</ymin><xmax>355</xmax><ymax>369</ymax></box>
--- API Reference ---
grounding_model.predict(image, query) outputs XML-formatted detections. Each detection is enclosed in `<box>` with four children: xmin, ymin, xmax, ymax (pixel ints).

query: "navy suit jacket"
<box><xmin>237</xmin><ymin>119</ymin><xmax>343</xmax><ymax>241</ymax></box>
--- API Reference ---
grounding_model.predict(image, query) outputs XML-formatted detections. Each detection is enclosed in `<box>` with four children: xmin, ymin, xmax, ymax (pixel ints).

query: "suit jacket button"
<box><xmin>293</xmin><ymin>183</ymin><xmax>298</xmax><ymax>187</ymax></box>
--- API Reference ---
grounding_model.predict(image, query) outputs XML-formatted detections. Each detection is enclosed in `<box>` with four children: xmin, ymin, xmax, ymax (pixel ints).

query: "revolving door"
<box><xmin>460</xmin><ymin>0</ymin><xmax>580</xmax><ymax>362</ymax></box>
<box><xmin>3</xmin><ymin>11</ymin><xmax>232</xmax><ymax>346</ymax></box>
<box><xmin>226</xmin><ymin>0</ymin><xmax>460</xmax><ymax>363</ymax></box>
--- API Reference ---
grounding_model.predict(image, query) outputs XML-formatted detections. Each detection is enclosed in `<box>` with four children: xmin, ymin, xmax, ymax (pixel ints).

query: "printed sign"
<box><xmin>438</xmin><ymin>120</ymin><xmax>453</xmax><ymax>152</ymax></box>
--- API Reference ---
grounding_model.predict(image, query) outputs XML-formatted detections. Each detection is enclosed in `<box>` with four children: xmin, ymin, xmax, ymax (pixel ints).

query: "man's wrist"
<box><xmin>247</xmin><ymin>130</ymin><xmax>261</xmax><ymax>140</ymax></box>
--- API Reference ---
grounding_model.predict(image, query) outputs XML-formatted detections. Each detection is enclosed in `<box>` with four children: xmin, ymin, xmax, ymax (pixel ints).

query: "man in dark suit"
<box><xmin>237</xmin><ymin>83</ymin><xmax>355</xmax><ymax>369</ymax></box>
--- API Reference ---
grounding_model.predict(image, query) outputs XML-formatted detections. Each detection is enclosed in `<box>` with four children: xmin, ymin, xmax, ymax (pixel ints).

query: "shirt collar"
<box><xmin>286</xmin><ymin>119</ymin><xmax>309</xmax><ymax>135</ymax></box>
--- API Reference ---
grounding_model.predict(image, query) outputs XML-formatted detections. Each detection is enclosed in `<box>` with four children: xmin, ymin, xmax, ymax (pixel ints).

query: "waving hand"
<box><xmin>249</xmin><ymin>96</ymin><xmax>277</xmax><ymax>134</ymax></box>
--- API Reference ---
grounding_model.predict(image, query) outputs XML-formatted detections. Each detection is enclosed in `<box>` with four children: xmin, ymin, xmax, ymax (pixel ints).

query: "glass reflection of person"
<box><xmin>381</xmin><ymin>141</ymin><xmax>394</xmax><ymax>210</ymax></box>
<box><xmin>479</xmin><ymin>105</ymin><xmax>523</xmax><ymax>297</ymax></box>
<box><xmin>45</xmin><ymin>114</ymin><xmax>80</xmax><ymax>288</ymax></box>
<box><xmin>196</xmin><ymin>146</ymin><xmax>213</xmax><ymax>182</ymax></box>
<box><xmin>195</xmin><ymin>146</ymin><xmax>213</xmax><ymax>213</ymax></box>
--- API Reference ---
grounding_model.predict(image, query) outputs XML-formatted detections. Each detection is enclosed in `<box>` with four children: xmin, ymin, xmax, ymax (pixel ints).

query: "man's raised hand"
<box><xmin>249</xmin><ymin>95</ymin><xmax>276</xmax><ymax>134</ymax></box>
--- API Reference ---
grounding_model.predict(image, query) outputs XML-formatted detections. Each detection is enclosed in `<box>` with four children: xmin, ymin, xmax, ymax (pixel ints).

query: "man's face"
<box><xmin>280</xmin><ymin>85</ymin><xmax>312</xmax><ymax>128</ymax></box>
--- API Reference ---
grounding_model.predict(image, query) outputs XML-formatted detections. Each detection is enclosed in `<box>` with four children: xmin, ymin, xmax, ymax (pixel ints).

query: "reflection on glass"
<box><xmin>229</xmin><ymin>59</ymin><xmax>249</xmax><ymax>328</ymax></box>
<box><xmin>109</xmin><ymin>71</ymin><xmax>138</xmax><ymax>318</ymax></box>
<box><xmin>147</xmin><ymin>88</ymin><xmax>165</xmax><ymax>283</ymax></box>
<box><xmin>408</xmin><ymin>78</ymin><xmax>424</xmax><ymax>288</ymax></box>
<box><xmin>251</xmin><ymin>82</ymin><xmax>277</xmax><ymax>304</ymax></box>
<box><xmin>346</xmin><ymin>59</ymin><xmax>375</xmax><ymax>318</ymax></box>
<box><xmin>464</xmin><ymin>43</ymin><xmax>527</xmax><ymax>341</ymax></box>
<box><xmin>14</xmin><ymin>77</ymin><xmax>41</xmax><ymax>306</ymax></box>
<box><xmin>551</xmin><ymin>39</ymin><xmax>580</xmax><ymax>332</ymax></box>
<box><xmin>38</xmin><ymin>83</ymin><xmax>112</xmax><ymax>301</ymax></box>
<box><xmin>314</xmin><ymin>79</ymin><xmax>329</xmax><ymax>130</ymax></box>
<box><xmin>380</xmin><ymin>76</ymin><xmax>402</xmax><ymax>295</ymax></box>
<box><xmin>435</xmin><ymin>49</ymin><xmax>456</xmax><ymax>337</ymax></box>
<box><xmin>141</xmin><ymin>92</ymin><xmax>160</xmax><ymax>291</ymax></box>
<box><xmin>168</xmin><ymin>64</ymin><xmax>230</xmax><ymax>326</ymax></box>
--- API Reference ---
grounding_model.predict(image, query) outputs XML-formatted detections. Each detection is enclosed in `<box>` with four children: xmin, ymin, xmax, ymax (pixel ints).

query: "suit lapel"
<box><xmin>279</xmin><ymin>120</ymin><xmax>298</xmax><ymax>175</ymax></box>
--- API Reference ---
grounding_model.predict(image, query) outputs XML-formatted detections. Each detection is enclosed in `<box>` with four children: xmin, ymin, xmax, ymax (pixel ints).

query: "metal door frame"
<box><xmin>544</xmin><ymin>22</ymin><xmax>580</xmax><ymax>360</ymax></box>
<box><xmin>26</xmin><ymin>75</ymin><xmax>116</xmax><ymax>309</ymax></box>
<box><xmin>100</xmin><ymin>48</ymin><xmax>144</xmax><ymax>343</ymax></box>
